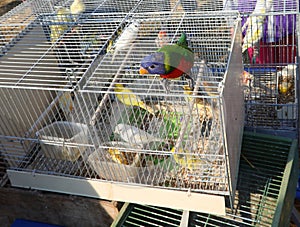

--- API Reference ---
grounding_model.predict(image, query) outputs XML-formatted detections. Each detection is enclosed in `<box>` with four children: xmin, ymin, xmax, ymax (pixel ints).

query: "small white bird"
<box><xmin>111</xmin><ymin>21</ymin><xmax>140</xmax><ymax>63</ymax></box>
<box><xmin>70</xmin><ymin>0</ymin><xmax>86</xmax><ymax>15</ymax></box>
<box><xmin>114</xmin><ymin>123</ymin><xmax>163</xmax><ymax>147</ymax></box>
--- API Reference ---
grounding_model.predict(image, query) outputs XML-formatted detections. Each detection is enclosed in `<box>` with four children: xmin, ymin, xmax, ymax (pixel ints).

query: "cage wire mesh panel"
<box><xmin>26</xmin><ymin>0</ymin><xmax>190</xmax><ymax>16</ymax></box>
<box><xmin>82</xmin><ymin>11</ymin><xmax>242</xmax><ymax>209</ymax></box>
<box><xmin>0</xmin><ymin>1</ymin><xmax>37</xmax><ymax>54</ymax></box>
<box><xmin>224</xmin><ymin>0</ymin><xmax>299</xmax><ymax>137</ymax></box>
<box><xmin>133</xmin><ymin>0</ymin><xmax>225</xmax><ymax>13</ymax></box>
<box><xmin>111</xmin><ymin>132</ymin><xmax>298</xmax><ymax>227</ymax></box>
<box><xmin>3</xmin><ymin>11</ymin><xmax>245</xmax><ymax>213</ymax></box>
<box><xmin>0</xmin><ymin>12</ymin><xmax>132</xmax><ymax>184</ymax></box>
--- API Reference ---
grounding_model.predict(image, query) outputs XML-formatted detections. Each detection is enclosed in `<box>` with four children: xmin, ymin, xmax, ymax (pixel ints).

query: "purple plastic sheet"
<box><xmin>241</xmin><ymin>14</ymin><xmax>296</xmax><ymax>42</ymax></box>
<box><xmin>229</xmin><ymin>0</ymin><xmax>297</xmax><ymax>42</ymax></box>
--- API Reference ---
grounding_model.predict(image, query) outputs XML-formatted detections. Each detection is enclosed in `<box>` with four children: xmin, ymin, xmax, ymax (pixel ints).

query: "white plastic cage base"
<box><xmin>7</xmin><ymin>169</ymin><xmax>226</xmax><ymax>215</ymax></box>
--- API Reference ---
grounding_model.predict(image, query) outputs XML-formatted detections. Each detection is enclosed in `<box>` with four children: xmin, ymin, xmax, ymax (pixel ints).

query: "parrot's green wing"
<box><xmin>158</xmin><ymin>44</ymin><xmax>194</xmax><ymax>74</ymax></box>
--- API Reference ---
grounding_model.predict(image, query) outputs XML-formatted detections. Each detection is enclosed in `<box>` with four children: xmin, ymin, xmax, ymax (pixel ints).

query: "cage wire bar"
<box><xmin>222</xmin><ymin>0</ymin><xmax>299</xmax><ymax>138</ymax></box>
<box><xmin>3</xmin><ymin>10</ymin><xmax>244</xmax><ymax>215</ymax></box>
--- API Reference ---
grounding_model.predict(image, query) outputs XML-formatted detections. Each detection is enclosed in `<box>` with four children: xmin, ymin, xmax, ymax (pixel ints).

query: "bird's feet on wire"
<box><xmin>161</xmin><ymin>78</ymin><xmax>170</xmax><ymax>93</ymax></box>
<box><xmin>184</xmin><ymin>74</ymin><xmax>195</xmax><ymax>90</ymax></box>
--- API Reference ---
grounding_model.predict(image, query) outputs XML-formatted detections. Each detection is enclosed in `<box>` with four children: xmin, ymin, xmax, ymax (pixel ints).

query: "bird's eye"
<box><xmin>149</xmin><ymin>65</ymin><xmax>155</xmax><ymax>69</ymax></box>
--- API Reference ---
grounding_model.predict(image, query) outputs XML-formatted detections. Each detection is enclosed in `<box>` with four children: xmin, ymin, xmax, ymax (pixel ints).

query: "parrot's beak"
<box><xmin>139</xmin><ymin>67</ymin><xmax>149</xmax><ymax>75</ymax></box>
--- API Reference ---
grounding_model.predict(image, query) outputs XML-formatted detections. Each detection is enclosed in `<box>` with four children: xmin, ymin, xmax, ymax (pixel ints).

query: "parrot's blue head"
<box><xmin>139</xmin><ymin>52</ymin><xmax>166</xmax><ymax>75</ymax></box>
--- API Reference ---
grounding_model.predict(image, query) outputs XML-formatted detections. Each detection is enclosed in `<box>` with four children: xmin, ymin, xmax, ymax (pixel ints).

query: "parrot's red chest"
<box><xmin>160</xmin><ymin>57</ymin><xmax>193</xmax><ymax>79</ymax></box>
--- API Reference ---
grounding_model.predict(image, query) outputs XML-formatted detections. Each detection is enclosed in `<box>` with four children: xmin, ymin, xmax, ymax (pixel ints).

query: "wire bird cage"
<box><xmin>3</xmin><ymin>11</ymin><xmax>244</xmax><ymax>215</ymax></box>
<box><xmin>0</xmin><ymin>0</ymin><xmax>176</xmax><ymax>53</ymax></box>
<box><xmin>0</xmin><ymin>12</ymin><xmax>129</xmax><ymax>172</ymax></box>
<box><xmin>25</xmin><ymin>0</ymin><xmax>141</xmax><ymax>15</ymax></box>
<box><xmin>0</xmin><ymin>0</ymin><xmax>178</xmax><ymax>56</ymax></box>
<box><xmin>0</xmin><ymin>0</ymin><xmax>236</xmax><ymax>56</ymax></box>
<box><xmin>223</xmin><ymin>0</ymin><xmax>299</xmax><ymax>138</ymax></box>
<box><xmin>0</xmin><ymin>1</ymin><xmax>37</xmax><ymax>52</ymax></box>
<box><xmin>111</xmin><ymin>132</ymin><xmax>298</xmax><ymax>227</ymax></box>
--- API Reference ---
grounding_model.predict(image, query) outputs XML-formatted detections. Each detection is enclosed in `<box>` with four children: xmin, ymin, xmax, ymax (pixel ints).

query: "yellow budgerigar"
<box><xmin>108</xmin><ymin>147</ymin><xmax>128</xmax><ymax>165</ymax></box>
<box><xmin>171</xmin><ymin>147</ymin><xmax>205</xmax><ymax>171</ymax></box>
<box><xmin>114</xmin><ymin>83</ymin><xmax>156</xmax><ymax>115</ymax></box>
<box><xmin>70</xmin><ymin>0</ymin><xmax>86</xmax><ymax>15</ymax></box>
<box><xmin>49</xmin><ymin>7</ymin><xmax>71</xmax><ymax>43</ymax></box>
<box><xmin>278</xmin><ymin>81</ymin><xmax>291</xmax><ymax>94</ymax></box>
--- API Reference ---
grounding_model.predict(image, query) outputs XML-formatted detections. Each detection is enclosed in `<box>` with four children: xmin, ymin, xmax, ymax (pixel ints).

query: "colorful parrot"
<box><xmin>111</xmin><ymin>21</ymin><xmax>140</xmax><ymax>63</ymax></box>
<box><xmin>114</xmin><ymin>83</ymin><xmax>156</xmax><ymax>115</ymax></box>
<box><xmin>140</xmin><ymin>32</ymin><xmax>195</xmax><ymax>92</ymax></box>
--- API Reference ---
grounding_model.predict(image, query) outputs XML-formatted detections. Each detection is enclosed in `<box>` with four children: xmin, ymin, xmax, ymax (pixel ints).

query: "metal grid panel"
<box><xmin>78</xmin><ymin>11</ymin><xmax>243</xmax><ymax>196</ymax></box>
<box><xmin>130</xmin><ymin>0</ymin><xmax>178</xmax><ymax>13</ymax></box>
<box><xmin>0</xmin><ymin>13</ymin><xmax>129</xmax><ymax>89</ymax></box>
<box><xmin>241</xmin><ymin>11</ymin><xmax>298</xmax><ymax>136</ymax></box>
<box><xmin>2</xmin><ymin>11</ymin><xmax>244</xmax><ymax>212</ymax></box>
<box><xmin>0</xmin><ymin>1</ymin><xmax>36</xmax><ymax>53</ymax></box>
<box><xmin>0</xmin><ymin>0</ymin><xmax>145</xmax><ymax>58</ymax></box>
<box><xmin>172</xmin><ymin>0</ymin><xmax>226</xmax><ymax>12</ymax></box>
<box><xmin>111</xmin><ymin>132</ymin><xmax>297</xmax><ymax>227</ymax></box>
<box><xmin>117</xmin><ymin>203</ymin><xmax>183</xmax><ymax>226</ymax></box>
<box><xmin>26</xmin><ymin>0</ymin><xmax>141</xmax><ymax>15</ymax></box>
<box><xmin>133</xmin><ymin>0</ymin><xmax>225</xmax><ymax>13</ymax></box>
<box><xmin>224</xmin><ymin>0</ymin><xmax>299</xmax><ymax>14</ymax></box>
<box><xmin>25</xmin><ymin>0</ymin><xmax>230</xmax><ymax>15</ymax></box>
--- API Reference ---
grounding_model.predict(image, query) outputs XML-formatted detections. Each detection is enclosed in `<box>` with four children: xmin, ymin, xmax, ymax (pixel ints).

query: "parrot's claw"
<box><xmin>161</xmin><ymin>78</ymin><xmax>170</xmax><ymax>93</ymax></box>
<box><xmin>185</xmin><ymin>74</ymin><xmax>195</xmax><ymax>90</ymax></box>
